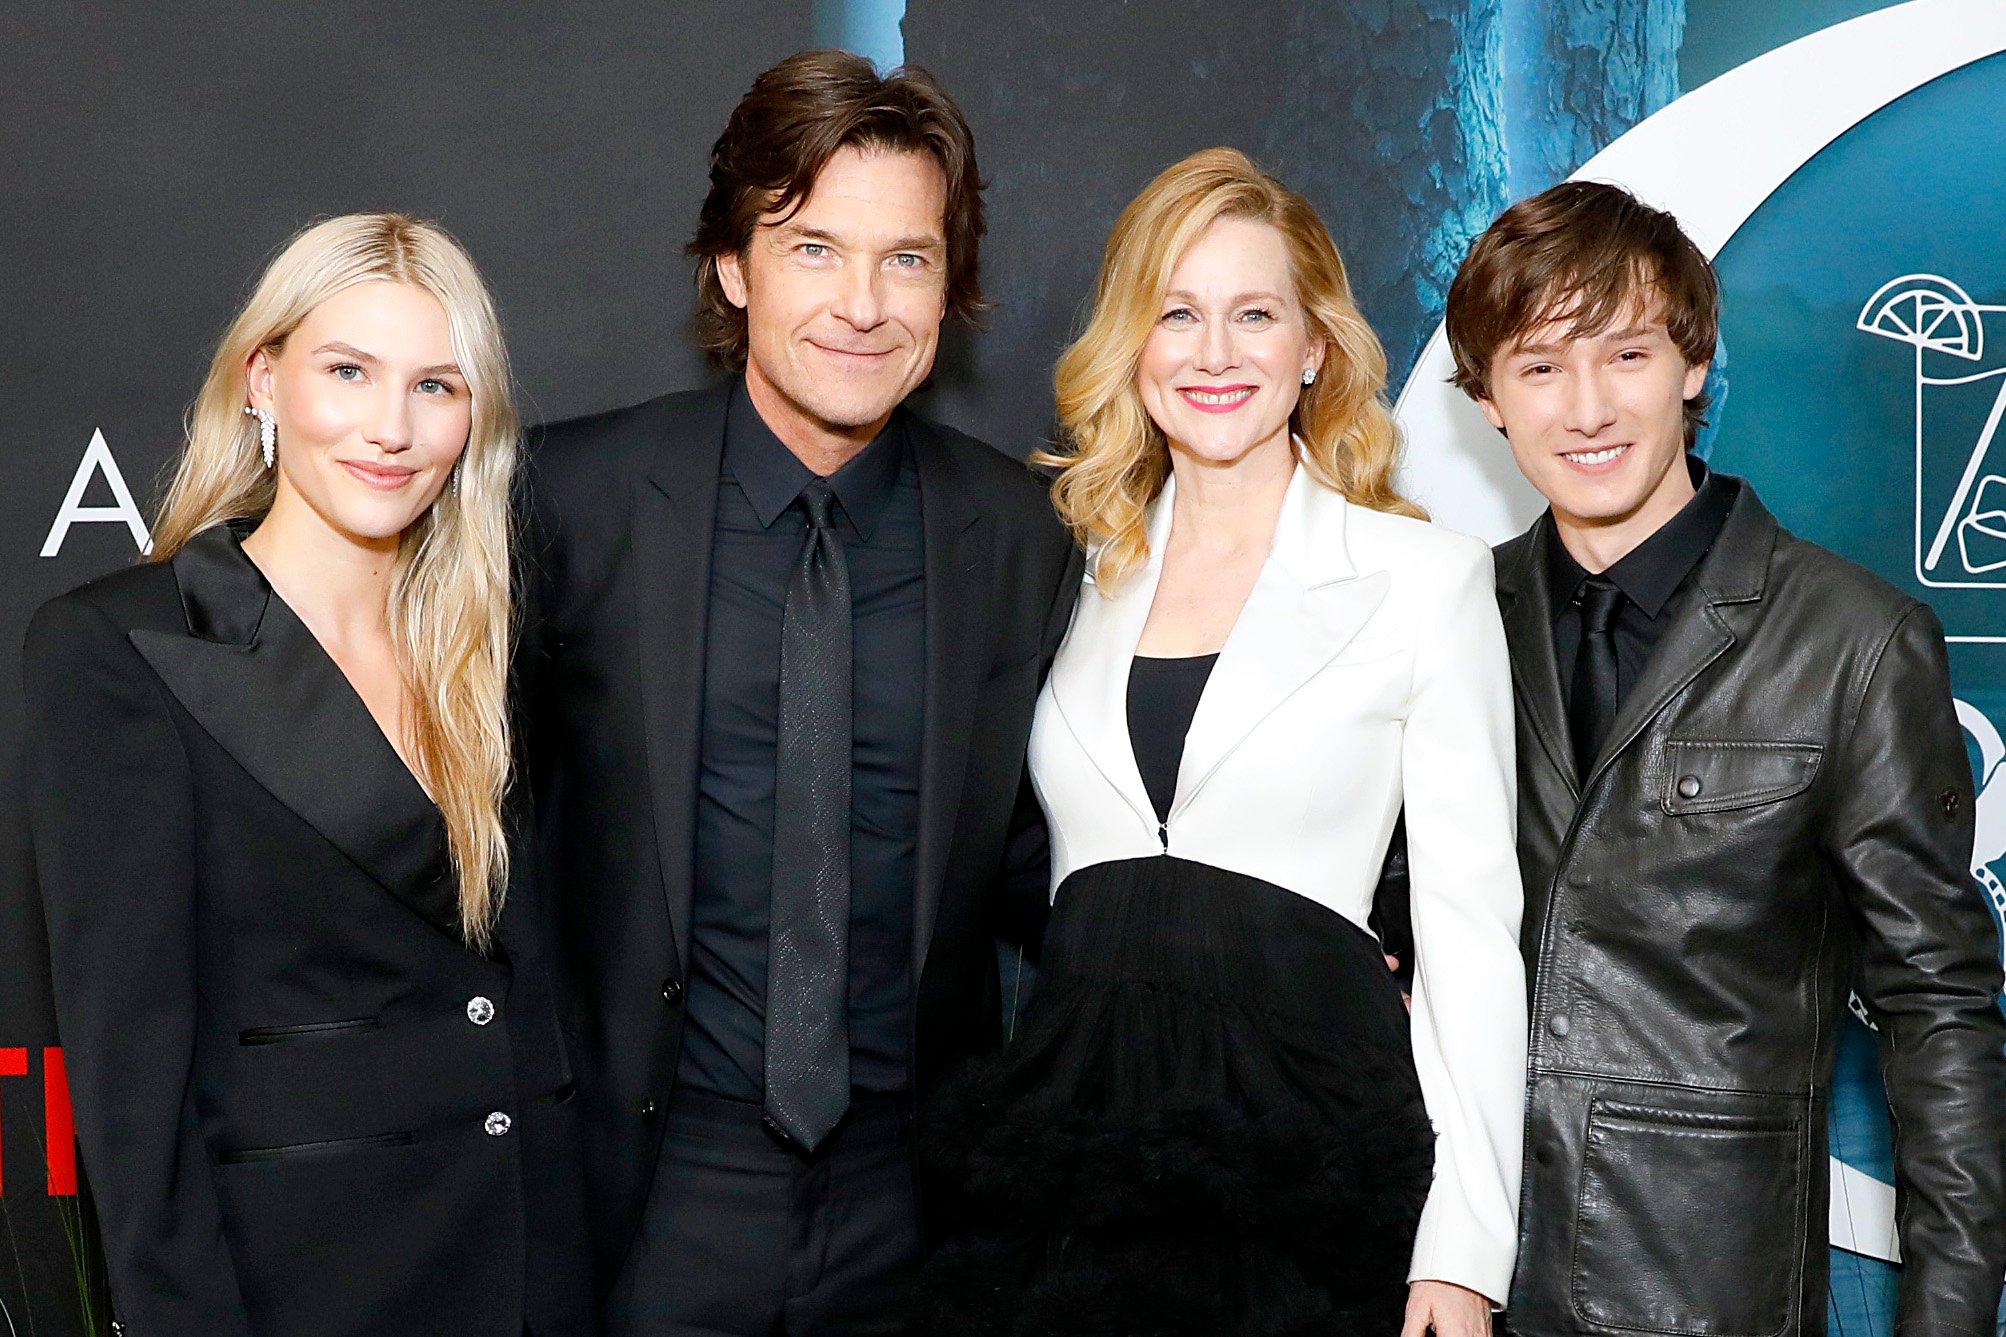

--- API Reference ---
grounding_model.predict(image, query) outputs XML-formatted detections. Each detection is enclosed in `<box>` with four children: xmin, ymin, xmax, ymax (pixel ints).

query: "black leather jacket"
<box><xmin>1496</xmin><ymin>479</ymin><xmax>2006</xmax><ymax>1336</ymax></box>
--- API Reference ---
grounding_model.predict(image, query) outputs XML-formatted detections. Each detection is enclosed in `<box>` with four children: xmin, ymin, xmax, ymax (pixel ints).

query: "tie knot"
<box><xmin>1577</xmin><ymin>576</ymin><xmax>1625</xmax><ymax>634</ymax></box>
<box><xmin>799</xmin><ymin>479</ymin><xmax>839</xmax><ymax>530</ymax></box>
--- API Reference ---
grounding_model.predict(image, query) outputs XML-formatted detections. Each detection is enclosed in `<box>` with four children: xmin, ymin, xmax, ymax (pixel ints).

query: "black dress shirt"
<box><xmin>679</xmin><ymin>382</ymin><xmax>926</xmax><ymax>1098</ymax></box>
<box><xmin>1547</xmin><ymin>455</ymin><xmax>1737</xmax><ymax>717</ymax></box>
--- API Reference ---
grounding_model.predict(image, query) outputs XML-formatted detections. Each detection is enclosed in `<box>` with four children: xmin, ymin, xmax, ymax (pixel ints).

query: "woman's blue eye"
<box><xmin>1241</xmin><ymin>308</ymin><xmax>1275</xmax><ymax>323</ymax></box>
<box><xmin>333</xmin><ymin>364</ymin><xmax>363</xmax><ymax>381</ymax></box>
<box><xmin>1162</xmin><ymin>309</ymin><xmax>1195</xmax><ymax>324</ymax></box>
<box><xmin>418</xmin><ymin>378</ymin><xmax>448</xmax><ymax>395</ymax></box>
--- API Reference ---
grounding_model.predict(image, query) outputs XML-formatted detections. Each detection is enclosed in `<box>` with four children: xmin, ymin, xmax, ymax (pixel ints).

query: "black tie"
<box><xmin>764</xmin><ymin>479</ymin><xmax>852</xmax><ymax>1151</ymax></box>
<box><xmin>1570</xmin><ymin>576</ymin><xmax>1625</xmax><ymax>782</ymax></box>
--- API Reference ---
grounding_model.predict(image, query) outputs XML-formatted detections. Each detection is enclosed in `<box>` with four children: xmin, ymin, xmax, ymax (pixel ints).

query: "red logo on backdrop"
<box><xmin>0</xmin><ymin>1047</ymin><xmax>78</xmax><ymax>1195</ymax></box>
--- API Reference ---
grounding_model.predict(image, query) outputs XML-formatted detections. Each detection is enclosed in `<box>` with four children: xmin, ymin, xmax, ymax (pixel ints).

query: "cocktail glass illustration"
<box><xmin>1858</xmin><ymin>274</ymin><xmax>2006</xmax><ymax>587</ymax></box>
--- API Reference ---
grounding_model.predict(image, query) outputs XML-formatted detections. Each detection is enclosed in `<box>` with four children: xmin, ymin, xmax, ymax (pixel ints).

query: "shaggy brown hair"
<box><xmin>687</xmin><ymin>50</ymin><xmax>986</xmax><ymax>369</ymax></box>
<box><xmin>1446</xmin><ymin>180</ymin><xmax>1719</xmax><ymax>443</ymax></box>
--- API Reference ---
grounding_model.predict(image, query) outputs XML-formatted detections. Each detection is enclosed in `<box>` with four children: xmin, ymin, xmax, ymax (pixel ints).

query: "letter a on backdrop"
<box><xmin>40</xmin><ymin>429</ymin><xmax>152</xmax><ymax>558</ymax></box>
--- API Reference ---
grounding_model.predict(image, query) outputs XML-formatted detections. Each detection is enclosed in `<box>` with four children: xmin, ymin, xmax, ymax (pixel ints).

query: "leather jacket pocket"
<box><xmin>1661</xmin><ymin>741</ymin><xmax>1821</xmax><ymax>815</ymax></box>
<box><xmin>1572</xmin><ymin>1099</ymin><xmax>1802</xmax><ymax>1336</ymax></box>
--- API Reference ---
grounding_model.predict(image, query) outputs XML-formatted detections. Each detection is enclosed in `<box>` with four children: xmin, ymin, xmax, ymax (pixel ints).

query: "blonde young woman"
<box><xmin>22</xmin><ymin>215</ymin><xmax>591</xmax><ymax>1337</ymax></box>
<box><xmin>915</xmin><ymin>151</ymin><xmax>1526</xmax><ymax>1336</ymax></box>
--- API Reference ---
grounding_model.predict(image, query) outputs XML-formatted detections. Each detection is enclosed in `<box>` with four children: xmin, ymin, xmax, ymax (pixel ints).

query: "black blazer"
<box><xmin>517</xmin><ymin>383</ymin><xmax>1083</xmax><ymax>1284</ymax></box>
<box><xmin>23</xmin><ymin>526</ymin><xmax>594</xmax><ymax>1337</ymax></box>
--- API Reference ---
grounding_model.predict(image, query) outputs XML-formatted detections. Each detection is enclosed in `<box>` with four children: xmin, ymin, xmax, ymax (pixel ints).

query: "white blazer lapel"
<box><xmin>1046</xmin><ymin>485</ymin><xmax>1175</xmax><ymax>829</ymax></box>
<box><xmin>1173</xmin><ymin>468</ymin><xmax>1388</xmax><ymax>816</ymax></box>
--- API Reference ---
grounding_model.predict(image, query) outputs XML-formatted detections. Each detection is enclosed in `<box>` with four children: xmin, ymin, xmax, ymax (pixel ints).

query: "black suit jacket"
<box><xmin>517</xmin><ymin>383</ymin><xmax>1083</xmax><ymax>1284</ymax></box>
<box><xmin>23</xmin><ymin>526</ymin><xmax>593</xmax><ymax>1337</ymax></box>
<box><xmin>1493</xmin><ymin>482</ymin><xmax>2006</xmax><ymax>1336</ymax></box>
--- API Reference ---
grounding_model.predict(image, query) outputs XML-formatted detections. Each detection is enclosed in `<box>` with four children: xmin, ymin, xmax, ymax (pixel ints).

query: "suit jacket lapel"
<box><xmin>912</xmin><ymin>417</ymin><xmax>988</xmax><ymax>978</ymax></box>
<box><xmin>1045</xmin><ymin>487</ymin><xmax>1168</xmax><ymax>835</ymax></box>
<box><xmin>1495</xmin><ymin>516</ymin><xmax>1581</xmax><ymax>797</ymax></box>
<box><xmin>1173</xmin><ymin>468</ymin><xmax>1385</xmax><ymax>816</ymax></box>
<box><xmin>633</xmin><ymin>386</ymin><xmax>729</xmax><ymax>973</ymax></box>
<box><xmin>130</xmin><ymin>526</ymin><xmax>457</xmax><ymax>936</ymax></box>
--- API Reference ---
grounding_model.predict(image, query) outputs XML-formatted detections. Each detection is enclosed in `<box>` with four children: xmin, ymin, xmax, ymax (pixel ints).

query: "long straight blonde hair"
<box><xmin>1047</xmin><ymin>148</ymin><xmax>1423</xmax><ymax>592</ymax></box>
<box><xmin>152</xmin><ymin>213</ymin><xmax>518</xmax><ymax>949</ymax></box>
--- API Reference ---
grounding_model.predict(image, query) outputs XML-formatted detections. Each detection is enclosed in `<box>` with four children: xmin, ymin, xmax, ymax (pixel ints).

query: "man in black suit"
<box><xmin>517</xmin><ymin>50</ymin><xmax>1082</xmax><ymax>1335</ymax></box>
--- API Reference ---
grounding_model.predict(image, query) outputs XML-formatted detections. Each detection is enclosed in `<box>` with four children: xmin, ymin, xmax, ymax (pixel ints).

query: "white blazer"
<box><xmin>1029</xmin><ymin>465</ymin><xmax>1528</xmax><ymax>1302</ymax></box>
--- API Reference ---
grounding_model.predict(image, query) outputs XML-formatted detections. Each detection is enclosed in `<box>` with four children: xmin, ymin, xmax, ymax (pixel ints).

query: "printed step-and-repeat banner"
<box><xmin>4</xmin><ymin>0</ymin><xmax>1997</xmax><ymax>1330</ymax></box>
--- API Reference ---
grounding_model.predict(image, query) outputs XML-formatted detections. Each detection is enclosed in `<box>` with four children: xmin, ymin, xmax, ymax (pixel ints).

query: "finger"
<box><xmin>1399</xmin><ymin>1292</ymin><xmax>1431</xmax><ymax>1337</ymax></box>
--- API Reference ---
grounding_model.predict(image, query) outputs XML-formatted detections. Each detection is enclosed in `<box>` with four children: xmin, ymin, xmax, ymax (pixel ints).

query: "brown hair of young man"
<box><xmin>688</xmin><ymin>49</ymin><xmax>987</xmax><ymax>371</ymax></box>
<box><xmin>1445</xmin><ymin>181</ymin><xmax>1720</xmax><ymax>444</ymax></box>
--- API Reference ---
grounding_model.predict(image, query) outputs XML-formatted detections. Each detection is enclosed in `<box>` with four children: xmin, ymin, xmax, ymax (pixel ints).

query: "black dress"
<box><xmin>914</xmin><ymin>656</ymin><xmax>1433</xmax><ymax>1336</ymax></box>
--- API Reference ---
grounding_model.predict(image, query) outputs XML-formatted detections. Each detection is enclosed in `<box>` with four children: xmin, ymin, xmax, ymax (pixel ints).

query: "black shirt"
<box><xmin>1126</xmin><ymin>654</ymin><xmax>1219</xmax><ymax>826</ymax></box>
<box><xmin>1547</xmin><ymin>456</ymin><xmax>1737</xmax><ymax>716</ymax></box>
<box><xmin>679</xmin><ymin>381</ymin><xmax>927</xmax><ymax>1097</ymax></box>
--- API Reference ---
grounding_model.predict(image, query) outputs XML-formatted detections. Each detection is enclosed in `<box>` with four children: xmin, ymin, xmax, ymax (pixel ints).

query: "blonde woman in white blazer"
<box><xmin>914</xmin><ymin>150</ymin><xmax>1526</xmax><ymax>1337</ymax></box>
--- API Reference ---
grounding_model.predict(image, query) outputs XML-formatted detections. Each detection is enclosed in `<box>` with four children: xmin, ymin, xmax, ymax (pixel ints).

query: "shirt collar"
<box><xmin>1546</xmin><ymin>455</ymin><xmax>1736</xmax><ymax>621</ymax></box>
<box><xmin>723</xmin><ymin>378</ymin><xmax>907</xmax><ymax>542</ymax></box>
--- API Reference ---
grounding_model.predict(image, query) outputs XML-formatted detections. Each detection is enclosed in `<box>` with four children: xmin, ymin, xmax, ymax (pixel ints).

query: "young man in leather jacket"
<box><xmin>1445</xmin><ymin>180</ymin><xmax>2006</xmax><ymax>1336</ymax></box>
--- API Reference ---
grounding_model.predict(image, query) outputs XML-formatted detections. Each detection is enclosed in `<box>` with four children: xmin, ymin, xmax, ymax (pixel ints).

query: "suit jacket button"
<box><xmin>466</xmin><ymin>996</ymin><xmax>496</xmax><ymax>1026</ymax></box>
<box><xmin>1676</xmin><ymin>774</ymin><xmax>1703</xmax><ymax>799</ymax></box>
<box><xmin>641</xmin><ymin>1099</ymin><xmax>661</xmax><ymax>1119</ymax></box>
<box><xmin>484</xmin><ymin>1111</ymin><xmax>512</xmax><ymax>1137</ymax></box>
<box><xmin>1547</xmin><ymin>1013</ymin><xmax>1572</xmax><ymax>1038</ymax></box>
<box><xmin>662</xmin><ymin>978</ymin><xmax>684</xmax><ymax>1006</ymax></box>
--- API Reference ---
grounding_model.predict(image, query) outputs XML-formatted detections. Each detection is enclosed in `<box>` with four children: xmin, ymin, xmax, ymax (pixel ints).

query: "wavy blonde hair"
<box><xmin>1046</xmin><ymin>147</ymin><xmax>1423</xmax><ymax>592</ymax></box>
<box><xmin>152</xmin><ymin>213</ymin><xmax>518</xmax><ymax>949</ymax></box>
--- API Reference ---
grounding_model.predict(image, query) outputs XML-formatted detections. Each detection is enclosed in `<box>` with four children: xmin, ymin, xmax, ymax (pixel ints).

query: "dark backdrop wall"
<box><xmin>0</xmin><ymin>2</ymin><xmax>1919</xmax><ymax>1331</ymax></box>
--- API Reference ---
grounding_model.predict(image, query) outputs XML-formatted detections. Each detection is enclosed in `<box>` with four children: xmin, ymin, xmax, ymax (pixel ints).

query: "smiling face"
<box><xmin>247</xmin><ymin>280</ymin><xmax>471</xmax><ymax>552</ymax></box>
<box><xmin>1479</xmin><ymin>302</ymin><xmax>1710</xmax><ymax>563</ymax></box>
<box><xmin>1136</xmin><ymin>216</ymin><xmax>1322</xmax><ymax>472</ymax></box>
<box><xmin>718</xmin><ymin>145</ymin><xmax>949</xmax><ymax>460</ymax></box>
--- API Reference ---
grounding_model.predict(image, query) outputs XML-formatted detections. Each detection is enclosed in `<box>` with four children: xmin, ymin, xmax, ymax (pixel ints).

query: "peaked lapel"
<box><xmin>1173</xmin><ymin>468</ymin><xmax>1386</xmax><ymax>816</ymax></box>
<box><xmin>1046</xmin><ymin>482</ymin><xmax>1173</xmax><ymax>834</ymax></box>
<box><xmin>129</xmin><ymin>526</ymin><xmax>457</xmax><ymax>937</ymax></box>
<box><xmin>1578</xmin><ymin>482</ymin><xmax>1774</xmax><ymax>791</ymax></box>
<box><xmin>631</xmin><ymin>385</ymin><xmax>729</xmax><ymax>973</ymax></box>
<box><xmin>1495</xmin><ymin>515</ymin><xmax>1581</xmax><ymax>796</ymax></box>
<box><xmin>911</xmin><ymin>416</ymin><xmax>988</xmax><ymax>979</ymax></box>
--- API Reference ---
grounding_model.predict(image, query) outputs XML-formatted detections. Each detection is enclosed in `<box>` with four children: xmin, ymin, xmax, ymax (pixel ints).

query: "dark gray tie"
<box><xmin>763</xmin><ymin>479</ymin><xmax>852</xmax><ymax>1151</ymax></box>
<box><xmin>1569</xmin><ymin>575</ymin><xmax>1625</xmax><ymax>782</ymax></box>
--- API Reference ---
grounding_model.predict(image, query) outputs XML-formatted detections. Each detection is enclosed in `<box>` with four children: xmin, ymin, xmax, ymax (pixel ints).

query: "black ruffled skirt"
<box><xmin>914</xmin><ymin>856</ymin><xmax>1433</xmax><ymax>1336</ymax></box>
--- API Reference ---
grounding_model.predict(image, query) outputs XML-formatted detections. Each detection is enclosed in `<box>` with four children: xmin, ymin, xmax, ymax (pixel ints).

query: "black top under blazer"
<box><xmin>23</xmin><ymin>526</ymin><xmax>594</xmax><ymax>1337</ymax></box>
<box><xmin>517</xmin><ymin>383</ymin><xmax>1084</xmax><ymax>1287</ymax></box>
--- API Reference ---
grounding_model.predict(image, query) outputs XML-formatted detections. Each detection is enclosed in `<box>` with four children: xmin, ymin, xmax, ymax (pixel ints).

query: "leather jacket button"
<box><xmin>1676</xmin><ymin>774</ymin><xmax>1703</xmax><ymax>799</ymax></box>
<box><xmin>640</xmin><ymin>1099</ymin><xmax>661</xmax><ymax>1119</ymax></box>
<box><xmin>1548</xmin><ymin>1013</ymin><xmax>1572</xmax><ymax>1038</ymax></box>
<box><xmin>465</xmin><ymin>995</ymin><xmax>496</xmax><ymax>1026</ymax></box>
<box><xmin>484</xmin><ymin>1111</ymin><xmax>512</xmax><ymax>1137</ymax></box>
<box><xmin>1567</xmin><ymin>871</ymin><xmax>1591</xmax><ymax>889</ymax></box>
<box><xmin>1536</xmin><ymin>1144</ymin><xmax>1555</xmax><ymax>1166</ymax></box>
<box><xmin>1941</xmin><ymin>788</ymin><xmax>1961</xmax><ymax>818</ymax></box>
<box><xmin>662</xmin><ymin>978</ymin><xmax>685</xmax><ymax>1006</ymax></box>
